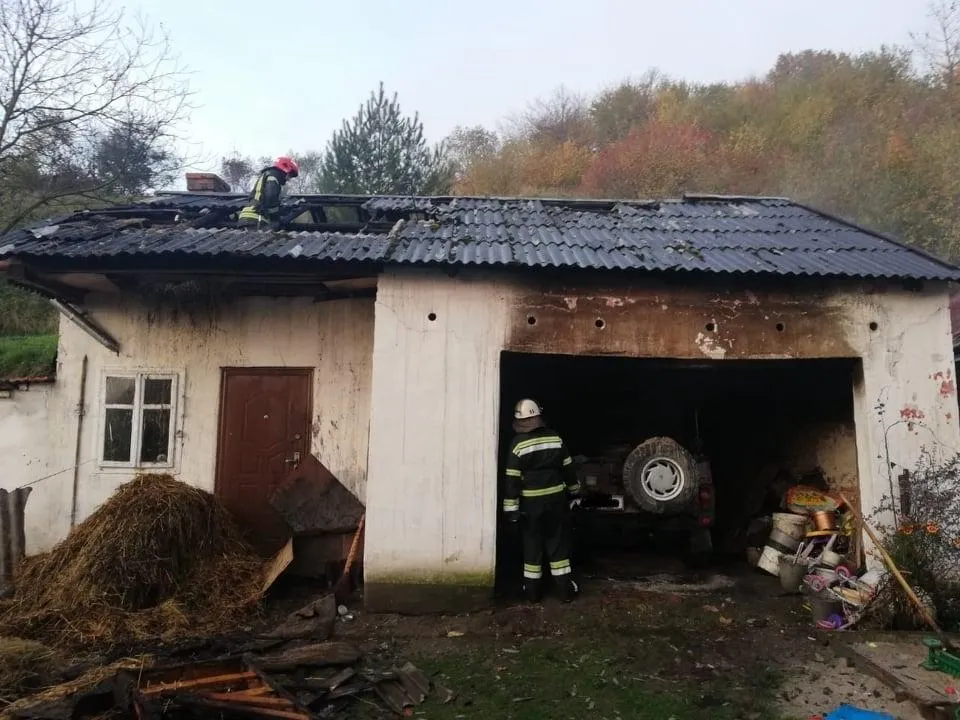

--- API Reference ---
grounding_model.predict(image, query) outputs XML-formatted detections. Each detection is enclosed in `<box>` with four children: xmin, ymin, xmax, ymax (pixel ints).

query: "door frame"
<box><xmin>214</xmin><ymin>366</ymin><xmax>314</xmax><ymax>498</ymax></box>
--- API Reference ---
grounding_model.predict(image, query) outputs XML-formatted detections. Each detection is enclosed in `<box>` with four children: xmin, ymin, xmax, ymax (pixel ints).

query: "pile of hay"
<box><xmin>0</xmin><ymin>638</ymin><xmax>62</xmax><ymax>706</ymax></box>
<box><xmin>0</xmin><ymin>475</ymin><xmax>264</xmax><ymax>650</ymax></box>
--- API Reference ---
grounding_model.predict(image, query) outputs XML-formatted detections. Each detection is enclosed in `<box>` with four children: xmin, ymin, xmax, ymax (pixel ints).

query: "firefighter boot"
<box><xmin>556</xmin><ymin>576</ymin><xmax>580</xmax><ymax>603</ymax></box>
<box><xmin>522</xmin><ymin>578</ymin><xmax>542</xmax><ymax>603</ymax></box>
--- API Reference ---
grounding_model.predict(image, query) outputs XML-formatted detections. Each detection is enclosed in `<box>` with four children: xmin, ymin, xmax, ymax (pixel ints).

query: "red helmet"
<box><xmin>273</xmin><ymin>156</ymin><xmax>299</xmax><ymax>178</ymax></box>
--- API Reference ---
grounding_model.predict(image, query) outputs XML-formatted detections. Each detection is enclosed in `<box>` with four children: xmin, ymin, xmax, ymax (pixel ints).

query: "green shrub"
<box><xmin>0</xmin><ymin>335</ymin><xmax>57</xmax><ymax>378</ymax></box>
<box><xmin>0</xmin><ymin>282</ymin><xmax>56</xmax><ymax>335</ymax></box>
<box><xmin>867</xmin><ymin>454</ymin><xmax>960</xmax><ymax>631</ymax></box>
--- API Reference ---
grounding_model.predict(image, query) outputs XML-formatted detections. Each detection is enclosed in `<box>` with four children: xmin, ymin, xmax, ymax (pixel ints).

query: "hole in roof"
<box><xmin>869</xmin><ymin>321</ymin><xmax>879</xmax><ymax>332</ymax></box>
<box><xmin>595</xmin><ymin>318</ymin><xmax>606</xmax><ymax>330</ymax></box>
<box><xmin>775</xmin><ymin>322</ymin><xmax>785</xmax><ymax>333</ymax></box>
<box><xmin>427</xmin><ymin>312</ymin><xmax>437</xmax><ymax>322</ymax></box>
<box><xmin>705</xmin><ymin>322</ymin><xmax>716</xmax><ymax>333</ymax></box>
<box><xmin>527</xmin><ymin>316</ymin><xmax>537</xmax><ymax>326</ymax></box>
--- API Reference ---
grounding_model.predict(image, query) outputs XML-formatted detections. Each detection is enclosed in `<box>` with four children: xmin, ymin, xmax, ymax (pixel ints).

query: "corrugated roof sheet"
<box><xmin>2</xmin><ymin>194</ymin><xmax>958</xmax><ymax>281</ymax></box>
<box><xmin>1</xmin><ymin>225</ymin><xmax>390</xmax><ymax>262</ymax></box>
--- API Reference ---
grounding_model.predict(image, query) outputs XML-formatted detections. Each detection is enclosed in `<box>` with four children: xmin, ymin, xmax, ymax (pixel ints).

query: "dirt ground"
<box><xmin>265</xmin><ymin>556</ymin><xmax>940</xmax><ymax>720</ymax></box>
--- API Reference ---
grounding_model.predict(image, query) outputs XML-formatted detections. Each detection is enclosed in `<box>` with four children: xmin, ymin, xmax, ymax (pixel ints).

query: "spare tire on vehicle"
<box><xmin>622</xmin><ymin>436</ymin><xmax>698</xmax><ymax>514</ymax></box>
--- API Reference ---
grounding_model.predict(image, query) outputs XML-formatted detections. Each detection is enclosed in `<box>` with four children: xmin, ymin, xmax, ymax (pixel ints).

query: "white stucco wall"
<box><xmin>364</xmin><ymin>274</ymin><xmax>511</xmax><ymax>588</ymax></box>
<box><xmin>0</xmin><ymin>383</ymin><xmax>53</xmax><ymax>495</ymax></box>
<box><xmin>364</xmin><ymin>270</ymin><xmax>960</xmax><ymax>594</ymax></box>
<box><xmin>850</xmin><ymin>289</ymin><xmax>960</xmax><ymax>530</ymax></box>
<box><xmin>17</xmin><ymin>269</ymin><xmax>959</xmax><ymax>591</ymax></box>
<box><xmin>24</xmin><ymin>296</ymin><xmax>374</xmax><ymax>554</ymax></box>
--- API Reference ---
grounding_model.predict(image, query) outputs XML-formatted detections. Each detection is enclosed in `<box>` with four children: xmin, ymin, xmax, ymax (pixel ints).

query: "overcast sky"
<box><xmin>126</xmin><ymin>0</ymin><xmax>934</xmax><ymax>172</ymax></box>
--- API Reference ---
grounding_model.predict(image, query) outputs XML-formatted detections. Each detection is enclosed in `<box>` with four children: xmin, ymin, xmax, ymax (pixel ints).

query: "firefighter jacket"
<box><xmin>238</xmin><ymin>167</ymin><xmax>285</xmax><ymax>224</ymax></box>
<box><xmin>502</xmin><ymin>426</ymin><xmax>580</xmax><ymax>514</ymax></box>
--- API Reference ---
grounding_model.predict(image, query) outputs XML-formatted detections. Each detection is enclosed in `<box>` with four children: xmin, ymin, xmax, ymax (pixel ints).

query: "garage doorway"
<box><xmin>495</xmin><ymin>353</ymin><xmax>858</xmax><ymax>593</ymax></box>
<box><xmin>216</xmin><ymin>368</ymin><xmax>313</xmax><ymax>554</ymax></box>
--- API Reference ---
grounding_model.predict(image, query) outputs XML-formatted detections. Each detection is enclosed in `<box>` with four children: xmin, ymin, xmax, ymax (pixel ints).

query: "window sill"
<box><xmin>97</xmin><ymin>465</ymin><xmax>177</xmax><ymax>474</ymax></box>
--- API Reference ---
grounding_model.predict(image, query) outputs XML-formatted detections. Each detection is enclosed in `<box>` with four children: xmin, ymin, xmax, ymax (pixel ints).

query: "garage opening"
<box><xmin>495</xmin><ymin>352</ymin><xmax>858</xmax><ymax>593</ymax></box>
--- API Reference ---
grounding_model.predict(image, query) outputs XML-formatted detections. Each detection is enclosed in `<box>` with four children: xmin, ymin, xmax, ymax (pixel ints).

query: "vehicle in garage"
<box><xmin>574</xmin><ymin>435</ymin><xmax>716</xmax><ymax>564</ymax></box>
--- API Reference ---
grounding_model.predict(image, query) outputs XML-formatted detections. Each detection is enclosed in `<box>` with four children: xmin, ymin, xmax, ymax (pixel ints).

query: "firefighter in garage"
<box><xmin>237</xmin><ymin>156</ymin><xmax>300</xmax><ymax>227</ymax></box>
<box><xmin>503</xmin><ymin>399</ymin><xmax>581</xmax><ymax>602</ymax></box>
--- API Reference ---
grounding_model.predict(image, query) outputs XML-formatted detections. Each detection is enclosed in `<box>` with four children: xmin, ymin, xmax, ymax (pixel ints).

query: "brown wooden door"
<box><xmin>216</xmin><ymin>368</ymin><xmax>312</xmax><ymax>554</ymax></box>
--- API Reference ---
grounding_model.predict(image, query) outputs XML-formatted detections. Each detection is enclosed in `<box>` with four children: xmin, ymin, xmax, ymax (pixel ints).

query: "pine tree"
<box><xmin>319</xmin><ymin>83</ymin><xmax>451</xmax><ymax>194</ymax></box>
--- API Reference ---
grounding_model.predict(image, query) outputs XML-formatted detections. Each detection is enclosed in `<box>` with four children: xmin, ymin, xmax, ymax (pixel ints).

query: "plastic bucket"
<box><xmin>768</xmin><ymin>529</ymin><xmax>801</xmax><ymax>552</ymax></box>
<box><xmin>810</xmin><ymin>593</ymin><xmax>843</xmax><ymax>625</ymax></box>
<box><xmin>778</xmin><ymin>556</ymin><xmax>806</xmax><ymax>593</ymax></box>
<box><xmin>758</xmin><ymin>545</ymin><xmax>785</xmax><ymax>576</ymax></box>
<box><xmin>758</xmin><ymin>515</ymin><xmax>806</xmax><ymax>576</ymax></box>
<box><xmin>772</xmin><ymin>512</ymin><xmax>807</xmax><ymax>541</ymax></box>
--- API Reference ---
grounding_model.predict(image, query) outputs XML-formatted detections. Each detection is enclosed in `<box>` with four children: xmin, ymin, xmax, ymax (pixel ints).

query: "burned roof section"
<box><xmin>1</xmin><ymin>192</ymin><xmax>958</xmax><ymax>281</ymax></box>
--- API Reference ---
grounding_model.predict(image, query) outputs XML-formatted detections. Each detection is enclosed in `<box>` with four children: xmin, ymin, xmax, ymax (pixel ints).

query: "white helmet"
<box><xmin>514</xmin><ymin>399</ymin><xmax>542</xmax><ymax>419</ymax></box>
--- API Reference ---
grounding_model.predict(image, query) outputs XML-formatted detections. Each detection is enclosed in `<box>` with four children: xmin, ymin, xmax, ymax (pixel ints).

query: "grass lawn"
<box><xmin>406</xmin><ymin>637</ymin><xmax>783</xmax><ymax>719</ymax></box>
<box><xmin>334</xmin><ymin>584</ymin><xmax>797</xmax><ymax>719</ymax></box>
<box><xmin>0</xmin><ymin>334</ymin><xmax>57</xmax><ymax>378</ymax></box>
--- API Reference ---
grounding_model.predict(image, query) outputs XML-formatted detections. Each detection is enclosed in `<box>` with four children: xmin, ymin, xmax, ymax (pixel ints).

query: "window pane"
<box><xmin>143</xmin><ymin>378</ymin><xmax>172</xmax><ymax>405</ymax></box>
<box><xmin>140</xmin><ymin>408</ymin><xmax>171</xmax><ymax>463</ymax></box>
<box><xmin>103</xmin><ymin>408</ymin><xmax>133</xmax><ymax>462</ymax></box>
<box><xmin>105</xmin><ymin>377</ymin><xmax>135</xmax><ymax>405</ymax></box>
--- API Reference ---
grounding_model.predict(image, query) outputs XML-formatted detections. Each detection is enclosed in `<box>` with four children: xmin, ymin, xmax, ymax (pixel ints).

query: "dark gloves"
<box><xmin>505</xmin><ymin>512</ymin><xmax>520</xmax><ymax>524</ymax></box>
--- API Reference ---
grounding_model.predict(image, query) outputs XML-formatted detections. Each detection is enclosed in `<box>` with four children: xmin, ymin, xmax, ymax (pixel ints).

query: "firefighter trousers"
<box><xmin>520</xmin><ymin>495</ymin><xmax>577</xmax><ymax>601</ymax></box>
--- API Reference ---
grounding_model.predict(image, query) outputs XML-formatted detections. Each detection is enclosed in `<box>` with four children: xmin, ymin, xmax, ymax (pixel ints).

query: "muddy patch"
<box><xmin>624</xmin><ymin>572</ymin><xmax>737</xmax><ymax>595</ymax></box>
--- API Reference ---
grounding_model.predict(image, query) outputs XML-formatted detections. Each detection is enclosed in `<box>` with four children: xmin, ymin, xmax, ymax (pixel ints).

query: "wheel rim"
<box><xmin>640</xmin><ymin>456</ymin><xmax>685</xmax><ymax>502</ymax></box>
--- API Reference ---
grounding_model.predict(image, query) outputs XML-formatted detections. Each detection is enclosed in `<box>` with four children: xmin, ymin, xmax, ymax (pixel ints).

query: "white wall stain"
<box><xmin>695</xmin><ymin>331</ymin><xmax>727</xmax><ymax>359</ymax></box>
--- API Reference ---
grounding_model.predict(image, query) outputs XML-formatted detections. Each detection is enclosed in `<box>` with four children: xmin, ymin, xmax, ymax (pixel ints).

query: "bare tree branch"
<box><xmin>0</xmin><ymin>0</ymin><xmax>192</xmax><ymax>231</ymax></box>
<box><xmin>912</xmin><ymin>0</ymin><xmax>960</xmax><ymax>86</ymax></box>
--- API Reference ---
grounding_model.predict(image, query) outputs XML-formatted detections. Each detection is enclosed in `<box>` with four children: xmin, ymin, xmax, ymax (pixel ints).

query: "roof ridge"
<box><xmin>3</xmin><ymin>194</ymin><xmax>959</xmax><ymax>282</ymax></box>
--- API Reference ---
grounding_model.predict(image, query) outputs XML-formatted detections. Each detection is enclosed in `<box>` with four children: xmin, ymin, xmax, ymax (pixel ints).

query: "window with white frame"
<box><xmin>101</xmin><ymin>373</ymin><xmax>178</xmax><ymax>467</ymax></box>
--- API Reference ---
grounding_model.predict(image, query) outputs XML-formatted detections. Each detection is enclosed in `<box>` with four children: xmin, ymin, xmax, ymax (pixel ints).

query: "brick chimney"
<box><xmin>185</xmin><ymin>173</ymin><xmax>232</xmax><ymax>193</ymax></box>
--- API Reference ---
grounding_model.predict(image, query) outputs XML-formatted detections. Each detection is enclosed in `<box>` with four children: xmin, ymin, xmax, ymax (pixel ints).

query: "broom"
<box><xmin>333</xmin><ymin>514</ymin><xmax>365</xmax><ymax>605</ymax></box>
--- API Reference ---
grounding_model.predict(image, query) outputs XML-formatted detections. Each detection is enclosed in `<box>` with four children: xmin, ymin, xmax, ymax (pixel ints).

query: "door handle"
<box><xmin>285</xmin><ymin>451</ymin><xmax>301</xmax><ymax>468</ymax></box>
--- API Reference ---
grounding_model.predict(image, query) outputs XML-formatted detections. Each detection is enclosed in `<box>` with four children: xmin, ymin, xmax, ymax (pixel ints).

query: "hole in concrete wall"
<box><xmin>869</xmin><ymin>321</ymin><xmax>879</xmax><ymax>332</ymax></box>
<box><xmin>427</xmin><ymin>312</ymin><xmax>437</xmax><ymax>322</ymax></box>
<box><xmin>775</xmin><ymin>322</ymin><xmax>785</xmax><ymax>332</ymax></box>
<box><xmin>595</xmin><ymin>318</ymin><xmax>606</xmax><ymax>329</ymax></box>
<box><xmin>705</xmin><ymin>322</ymin><xmax>716</xmax><ymax>333</ymax></box>
<box><xmin>527</xmin><ymin>316</ymin><xmax>537</xmax><ymax>326</ymax></box>
<box><xmin>496</xmin><ymin>354</ymin><xmax>857</xmax><ymax>596</ymax></box>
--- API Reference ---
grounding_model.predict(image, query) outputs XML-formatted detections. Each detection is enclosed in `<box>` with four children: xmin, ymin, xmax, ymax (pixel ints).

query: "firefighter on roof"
<box><xmin>237</xmin><ymin>156</ymin><xmax>300</xmax><ymax>227</ymax></box>
<box><xmin>503</xmin><ymin>399</ymin><xmax>581</xmax><ymax>602</ymax></box>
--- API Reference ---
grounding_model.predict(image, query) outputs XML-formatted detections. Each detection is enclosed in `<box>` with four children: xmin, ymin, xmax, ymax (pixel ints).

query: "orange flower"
<box><xmin>926</xmin><ymin>522</ymin><xmax>940</xmax><ymax>535</ymax></box>
<box><xmin>899</xmin><ymin>524</ymin><xmax>915</xmax><ymax>535</ymax></box>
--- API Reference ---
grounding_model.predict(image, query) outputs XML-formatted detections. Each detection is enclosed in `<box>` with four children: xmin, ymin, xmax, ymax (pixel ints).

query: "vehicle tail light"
<box><xmin>699</xmin><ymin>485</ymin><xmax>714</xmax><ymax>527</ymax></box>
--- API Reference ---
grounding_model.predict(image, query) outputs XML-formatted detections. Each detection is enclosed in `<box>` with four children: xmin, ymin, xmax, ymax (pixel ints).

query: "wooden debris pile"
<box><xmin>118</xmin><ymin>655</ymin><xmax>313</xmax><ymax>720</ymax></box>
<box><xmin>268</xmin><ymin>455</ymin><xmax>366</xmax><ymax>591</ymax></box>
<box><xmin>3</xmin><ymin>597</ymin><xmax>454</xmax><ymax>719</ymax></box>
<box><xmin>5</xmin><ymin>642</ymin><xmax>450</xmax><ymax>719</ymax></box>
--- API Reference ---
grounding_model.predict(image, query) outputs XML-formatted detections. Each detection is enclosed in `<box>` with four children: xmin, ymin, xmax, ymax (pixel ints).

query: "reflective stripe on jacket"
<box><xmin>238</xmin><ymin>167</ymin><xmax>284</xmax><ymax>223</ymax></box>
<box><xmin>502</xmin><ymin>427</ymin><xmax>579</xmax><ymax>512</ymax></box>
